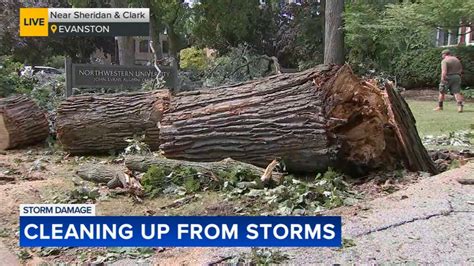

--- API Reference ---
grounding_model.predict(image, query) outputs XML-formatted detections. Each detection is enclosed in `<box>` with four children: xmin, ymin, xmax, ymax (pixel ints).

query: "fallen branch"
<box><xmin>0</xmin><ymin>175</ymin><xmax>15</xmax><ymax>182</ymax></box>
<box><xmin>159</xmin><ymin>195</ymin><xmax>198</xmax><ymax>209</ymax></box>
<box><xmin>76</xmin><ymin>164</ymin><xmax>143</xmax><ymax>196</ymax></box>
<box><xmin>457</xmin><ymin>178</ymin><xmax>474</xmax><ymax>185</ymax></box>
<box><xmin>125</xmin><ymin>156</ymin><xmax>282</xmax><ymax>181</ymax></box>
<box><xmin>76</xmin><ymin>164</ymin><xmax>125</xmax><ymax>185</ymax></box>
<box><xmin>260</xmin><ymin>158</ymin><xmax>282</xmax><ymax>185</ymax></box>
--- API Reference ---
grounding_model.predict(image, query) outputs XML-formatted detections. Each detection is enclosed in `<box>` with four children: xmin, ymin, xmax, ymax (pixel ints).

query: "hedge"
<box><xmin>392</xmin><ymin>45</ymin><xmax>474</xmax><ymax>89</ymax></box>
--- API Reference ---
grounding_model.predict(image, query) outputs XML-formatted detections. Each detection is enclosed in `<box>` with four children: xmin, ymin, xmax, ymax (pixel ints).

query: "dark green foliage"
<box><xmin>51</xmin><ymin>186</ymin><xmax>100</xmax><ymax>204</ymax></box>
<box><xmin>462</xmin><ymin>87</ymin><xmax>474</xmax><ymax>99</ymax></box>
<box><xmin>141</xmin><ymin>165</ymin><xmax>170</xmax><ymax>196</ymax></box>
<box><xmin>231</xmin><ymin>248</ymin><xmax>289</xmax><ymax>264</ymax></box>
<box><xmin>190</xmin><ymin>0</ymin><xmax>324</xmax><ymax>69</ymax></box>
<box><xmin>204</xmin><ymin>45</ymin><xmax>278</xmax><ymax>87</ymax></box>
<box><xmin>141</xmin><ymin>162</ymin><xmax>264</xmax><ymax>197</ymax></box>
<box><xmin>0</xmin><ymin>56</ymin><xmax>36</xmax><ymax>97</ymax></box>
<box><xmin>393</xmin><ymin>46</ymin><xmax>474</xmax><ymax>88</ymax></box>
<box><xmin>141</xmin><ymin>165</ymin><xmax>215</xmax><ymax>196</ymax></box>
<box><xmin>227</xmin><ymin>168</ymin><xmax>355</xmax><ymax>215</ymax></box>
<box><xmin>276</xmin><ymin>0</ymin><xmax>324</xmax><ymax>69</ymax></box>
<box><xmin>0</xmin><ymin>55</ymin><xmax>65</xmax><ymax>117</ymax></box>
<box><xmin>191</xmin><ymin>0</ymin><xmax>275</xmax><ymax>54</ymax></box>
<box><xmin>183</xmin><ymin>175</ymin><xmax>201</xmax><ymax>193</ymax></box>
<box><xmin>217</xmin><ymin>165</ymin><xmax>260</xmax><ymax>184</ymax></box>
<box><xmin>345</xmin><ymin>0</ymin><xmax>474</xmax><ymax>89</ymax></box>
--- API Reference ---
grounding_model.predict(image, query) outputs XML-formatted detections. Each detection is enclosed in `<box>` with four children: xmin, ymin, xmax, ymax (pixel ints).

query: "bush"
<box><xmin>392</xmin><ymin>46</ymin><xmax>474</xmax><ymax>89</ymax></box>
<box><xmin>179</xmin><ymin>47</ymin><xmax>208</xmax><ymax>71</ymax></box>
<box><xmin>0</xmin><ymin>56</ymin><xmax>36</xmax><ymax>97</ymax></box>
<box><xmin>462</xmin><ymin>86</ymin><xmax>474</xmax><ymax>99</ymax></box>
<box><xmin>45</xmin><ymin>55</ymin><xmax>65</xmax><ymax>69</ymax></box>
<box><xmin>29</xmin><ymin>73</ymin><xmax>65</xmax><ymax>111</ymax></box>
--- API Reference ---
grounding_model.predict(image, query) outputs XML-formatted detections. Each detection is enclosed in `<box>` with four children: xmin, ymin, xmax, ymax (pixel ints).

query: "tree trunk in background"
<box><xmin>0</xmin><ymin>96</ymin><xmax>49</xmax><ymax>150</ymax></box>
<box><xmin>324</xmin><ymin>0</ymin><xmax>344</xmax><ymax>65</ymax></box>
<box><xmin>321</xmin><ymin>0</ymin><xmax>326</xmax><ymax>46</ymax></box>
<box><xmin>167</xmin><ymin>27</ymin><xmax>180</xmax><ymax>60</ymax></box>
<box><xmin>111</xmin><ymin>0</ymin><xmax>135</xmax><ymax>65</ymax></box>
<box><xmin>56</xmin><ymin>91</ymin><xmax>170</xmax><ymax>154</ymax></box>
<box><xmin>145</xmin><ymin>0</ymin><xmax>163</xmax><ymax>61</ymax></box>
<box><xmin>149</xmin><ymin>19</ymin><xmax>163</xmax><ymax>60</ymax></box>
<box><xmin>116</xmin><ymin>36</ymin><xmax>135</xmax><ymax>65</ymax></box>
<box><xmin>167</xmin><ymin>26</ymin><xmax>180</xmax><ymax>91</ymax></box>
<box><xmin>159</xmin><ymin>65</ymin><xmax>438</xmax><ymax>175</ymax></box>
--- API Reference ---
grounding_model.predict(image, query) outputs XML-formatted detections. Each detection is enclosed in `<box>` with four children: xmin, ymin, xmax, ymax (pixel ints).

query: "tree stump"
<box><xmin>56</xmin><ymin>90</ymin><xmax>170</xmax><ymax>154</ymax></box>
<box><xmin>0</xmin><ymin>95</ymin><xmax>49</xmax><ymax>150</ymax></box>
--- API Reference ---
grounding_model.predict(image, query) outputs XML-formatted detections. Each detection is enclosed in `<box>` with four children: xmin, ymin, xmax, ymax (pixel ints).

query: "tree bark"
<box><xmin>160</xmin><ymin>65</ymin><xmax>437</xmax><ymax>175</ymax></box>
<box><xmin>76</xmin><ymin>164</ymin><xmax>124</xmax><ymax>184</ymax></box>
<box><xmin>0</xmin><ymin>95</ymin><xmax>49</xmax><ymax>150</ymax></box>
<box><xmin>56</xmin><ymin>90</ymin><xmax>170</xmax><ymax>155</ymax></box>
<box><xmin>324</xmin><ymin>0</ymin><xmax>344</xmax><ymax>65</ymax></box>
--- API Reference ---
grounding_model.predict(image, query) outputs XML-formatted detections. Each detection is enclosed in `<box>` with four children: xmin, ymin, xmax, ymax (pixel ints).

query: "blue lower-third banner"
<box><xmin>20</xmin><ymin>216</ymin><xmax>341</xmax><ymax>247</ymax></box>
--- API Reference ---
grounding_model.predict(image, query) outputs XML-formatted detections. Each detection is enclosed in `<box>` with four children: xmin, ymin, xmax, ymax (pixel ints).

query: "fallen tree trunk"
<box><xmin>56</xmin><ymin>91</ymin><xmax>170</xmax><ymax>154</ymax></box>
<box><xmin>160</xmin><ymin>65</ymin><xmax>437</xmax><ymax>175</ymax></box>
<box><xmin>0</xmin><ymin>95</ymin><xmax>49</xmax><ymax>150</ymax></box>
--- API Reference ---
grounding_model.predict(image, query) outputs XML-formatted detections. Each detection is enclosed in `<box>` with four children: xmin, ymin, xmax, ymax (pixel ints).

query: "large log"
<box><xmin>56</xmin><ymin>91</ymin><xmax>170</xmax><ymax>154</ymax></box>
<box><xmin>0</xmin><ymin>95</ymin><xmax>49</xmax><ymax>150</ymax></box>
<box><xmin>160</xmin><ymin>65</ymin><xmax>438</xmax><ymax>175</ymax></box>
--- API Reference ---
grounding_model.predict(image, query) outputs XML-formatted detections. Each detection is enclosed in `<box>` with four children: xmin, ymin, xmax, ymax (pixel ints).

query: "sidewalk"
<box><xmin>286</xmin><ymin>162</ymin><xmax>474</xmax><ymax>264</ymax></box>
<box><xmin>0</xmin><ymin>240</ymin><xmax>19</xmax><ymax>266</ymax></box>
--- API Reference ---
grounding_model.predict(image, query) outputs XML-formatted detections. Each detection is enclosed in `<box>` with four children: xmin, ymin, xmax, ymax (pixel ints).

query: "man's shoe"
<box><xmin>458</xmin><ymin>105</ymin><xmax>463</xmax><ymax>113</ymax></box>
<box><xmin>433</xmin><ymin>107</ymin><xmax>443</xmax><ymax>111</ymax></box>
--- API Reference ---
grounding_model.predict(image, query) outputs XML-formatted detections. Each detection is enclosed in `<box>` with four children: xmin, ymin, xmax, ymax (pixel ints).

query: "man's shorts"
<box><xmin>439</xmin><ymin>74</ymin><xmax>461</xmax><ymax>94</ymax></box>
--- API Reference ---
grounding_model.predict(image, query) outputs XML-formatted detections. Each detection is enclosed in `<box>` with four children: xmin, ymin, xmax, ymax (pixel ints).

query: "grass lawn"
<box><xmin>407</xmin><ymin>100</ymin><xmax>473</xmax><ymax>137</ymax></box>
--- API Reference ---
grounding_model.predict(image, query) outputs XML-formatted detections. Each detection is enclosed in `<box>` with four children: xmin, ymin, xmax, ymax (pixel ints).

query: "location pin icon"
<box><xmin>51</xmin><ymin>24</ymin><xmax>57</xmax><ymax>33</ymax></box>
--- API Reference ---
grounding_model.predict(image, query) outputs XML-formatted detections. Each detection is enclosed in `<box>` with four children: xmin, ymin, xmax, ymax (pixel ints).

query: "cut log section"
<box><xmin>56</xmin><ymin>91</ymin><xmax>170</xmax><ymax>154</ymax></box>
<box><xmin>0</xmin><ymin>95</ymin><xmax>49</xmax><ymax>150</ymax></box>
<box><xmin>160</xmin><ymin>65</ymin><xmax>437</xmax><ymax>175</ymax></box>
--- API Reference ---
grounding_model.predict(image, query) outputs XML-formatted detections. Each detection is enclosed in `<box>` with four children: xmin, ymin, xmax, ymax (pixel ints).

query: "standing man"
<box><xmin>435</xmin><ymin>49</ymin><xmax>464</xmax><ymax>112</ymax></box>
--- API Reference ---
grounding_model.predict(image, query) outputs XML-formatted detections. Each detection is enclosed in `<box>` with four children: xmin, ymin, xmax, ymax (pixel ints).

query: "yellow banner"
<box><xmin>19</xmin><ymin>8</ymin><xmax>49</xmax><ymax>37</ymax></box>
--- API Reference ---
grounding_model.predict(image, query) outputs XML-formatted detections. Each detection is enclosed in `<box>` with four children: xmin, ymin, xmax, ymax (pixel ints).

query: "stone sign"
<box><xmin>65</xmin><ymin>59</ymin><xmax>173</xmax><ymax>97</ymax></box>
